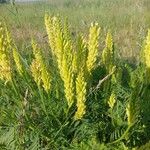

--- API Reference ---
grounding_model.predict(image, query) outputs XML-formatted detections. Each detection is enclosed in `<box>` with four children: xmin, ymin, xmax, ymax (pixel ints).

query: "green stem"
<box><xmin>22</xmin><ymin>71</ymin><xmax>36</xmax><ymax>96</ymax></box>
<box><xmin>38</xmin><ymin>85</ymin><xmax>48</xmax><ymax>116</ymax></box>
<box><xmin>47</xmin><ymin>93</ymin><xmax>62</xmax><ymax>126</ymax></box>
<box><xmin>11</xmin><ymin>78</ymin><xmax>22</xmax><ymax>101</ymax></box>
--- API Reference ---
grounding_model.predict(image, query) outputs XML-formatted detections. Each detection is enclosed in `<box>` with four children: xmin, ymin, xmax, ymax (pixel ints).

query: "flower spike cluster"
<box><xmin>45</xmin><ymin>15</ymin><xmax>101</xmax><ymax>118</ymax></box>
<box><xmin>45</xmin><ymin>14</ymin><xmax>75</xmax><ymax>107</ymax></box>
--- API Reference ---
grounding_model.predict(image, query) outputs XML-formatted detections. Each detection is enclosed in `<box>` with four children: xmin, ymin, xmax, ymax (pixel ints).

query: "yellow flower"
<box><xmin>41</xmin><ymin>63</ymin><xmax>51</xmax><ymax>93</ymax></box>
<box><xmin>102</xmin><ymin>31</ymin><xmax>114</xmax><ymax>73</ymax></box>
<box><xmin>108</xmin><ymin>92</ymin><xmax>116</xmax><ymax>109</ymax></box>
<box><xmin>30</xmin><ymin>59</ymin><xmax>41</xmax><ymax>87</ymax></box>
<box><xmin>45</xmin><ymin>15</ymin><xmax>75</xmax><ymax>106</ymax></box>
<box><xmin>86</xmin><ymin>23</ymin><xmax>100</xmax><ymax>73</ymax></box>
<box><xmin>45</xmin><ymin>14</ymin><xmax>55</xmax><ymax>53</ymax></box>
<box><xmin>143</xmin><ymin>29</ymin><xmax>150</xmax><ymax>83</ymax></box>
<box><xmin>60</xmin><ymin>55</ymin><xmax>74</xmax><ymax>107</ymax></box>
<box><xmin>144</xmin><ymin>30</ymin><xmax>150</xmax><ymax>68</ymax></box>
<box><xmin>74</xmin><ymin>35</ymin><xmax>87</xmax><ymax>73</ymax></box>
<box><xmin>31</xmin><ymin>40</ymin><xmax>51</xmax><ymax>92</ymax></box>
<box><xmin>13</xmin><ymin>48</ymin><xmax>24</xmax><ymax>76</ymax></box>
<box><xmin>0</xmin><ymin>22</ymin><xmax>12</xmax><ymax>82</ymax></box>
<box><xmin>74</xmin><ymin>70</ymin><xmax>87</xmax><ymax>120</ymax></box>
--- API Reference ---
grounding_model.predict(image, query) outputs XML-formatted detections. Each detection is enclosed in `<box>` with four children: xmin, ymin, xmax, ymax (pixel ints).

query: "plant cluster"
<box><xmin>0</xmin><ymin>15</ymin><xmax>150</xmax><ymax>149</ymax></box>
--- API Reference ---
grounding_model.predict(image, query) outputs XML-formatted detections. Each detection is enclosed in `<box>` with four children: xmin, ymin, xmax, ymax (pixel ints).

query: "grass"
<box><xmin>0</xmin><ymin>0</ymin><xmax>150</xmax><ymax>61</ymax></box>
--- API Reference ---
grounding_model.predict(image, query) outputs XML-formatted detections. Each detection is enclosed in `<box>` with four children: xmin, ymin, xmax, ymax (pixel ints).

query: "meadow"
<box><xmin>0</xmin><ymin>0</ymin><xmax>150</xmax><ymax>60</ymax></box>
<box><xmin>0</xmin><ymin>0</ymin><xmax>150</xmax><ymax>149</ymax></box>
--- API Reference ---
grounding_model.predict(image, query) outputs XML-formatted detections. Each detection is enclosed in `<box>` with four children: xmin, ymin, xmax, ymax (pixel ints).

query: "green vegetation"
<box><xmin>0</xmin><ymin>14</ymin><xmax>150</xmax><ymax>150</ymax></box>
<box><xmin>0</xmin><ymin>0</ymin><xmax>150</xmax><ymax>149</ymax></box>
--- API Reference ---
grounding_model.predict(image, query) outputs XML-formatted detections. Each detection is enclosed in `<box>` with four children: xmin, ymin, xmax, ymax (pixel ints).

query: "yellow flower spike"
<box><xmin>45</xmin><ymin>15</ymin><xmax>72</xmax><ymax>69</ymax></box>
<box><xmin>0</xmin><ymin>23</ymin><xmax>12</xmax><ymax>82</ymax></box>
<box><xmin>31</xmin><ymin>39</ymin><xmax>43</xmax><ymax>61</ymax></box>
<box><xmin>74</xmin><ymin>70</ymin><xmax>87</xmax><ymax>120</ymax></box>
<box><xmin>41</xmin><ymin>63</ymin><xmax>51</xmax><ymax>93</ymax></box>
<box><xmin>86</xmin><ymin>22</ymin><xmax>100</xmax><ymax>73</ymax></box>
<box><xmin>60</xmin><ymin>56</ymin><xmax>74</xmax><ymax>107</ymax></box>
<box><xmin>64</xmin><ymin>72</ymin><xmax>74</xmax><ymax>107</ymax></box>
<box><xmin>45</xmin><ymin>15</ymin><xmax>64</xmax><ymax>69</ymax></box>
<box><xmin>45</xmin><ymin>15</ymin><xmax>75</xmax><ymax>104</ymax></box>
<box><xmin>63</xmin><ymin>19</ymin><xmax>73</xmax><ymax>65</ymax></box>
<box><xmin>143</xmin><ymin>29</ymin><xmax>150</xmax><ymax>83</ymax></box>
<box><xmin>102</xmin><ymin>31</ymin><xmax>114</xmax><ymax>73</ymax></box>
<box><xmin>105</xmin><ymin>30</ymin><xmax>113</xmax><ymax>50</ymax></box>
<box><xmin>45</xmin><ymin>14</ymin><xmax>56</xmax><ymax>53</ymax></box>
<box><xmin>52</xmin><ymin>16</ymin><xmax>64</xmax><ymax>63</ymax></box>
<box><xmin>126</xmin><ymin>104</ymin><xmax>131</xmax><ymax>125</ymax></box>
<box><xmin>63</xmin><ymin>40</ymin><xmax>73</xmax><ymax>67</ymax></box>
<box><xmin>108</xmin><ymin>92</ymin><xmax>116</xmax><ymax>109</ymax></box>
<box><xmin>30</xmin><ymin>59</ymin><xmax>41</xmax><ymax>87</ymax></box>
<box><xmin>4</xmin><ymin>25</ymin><xmax>12</xmax><ymax>46</ymax></box>
<box><xmin>31</xmin><ymin>40</ymin><xmax>51</xmax><ymax>92</ymax></box>
<box><xmin>63</xmin><ymin>17</ymin><xmax>71</xmax><ymax>42</ymax></box>
<box><xmin>75</xmin><ymin>35</ymin><xmax>87</xmax><ymax>73</ymax></box>
<box><xmin>31</xmin><ymin>40</ymin><xmax>42</xmax><ymax>87</ymax></box>
<box><xmin>13</xmin><ymin>48</ymin><xmax>24</xmax><ymax>76</ymax></box>
<box><xmin>72</xmin><ymin>52</ymin><xmax>77</xmax><ymax>73</ymax></box>
<box><xmin>126</xmin><ymin>102</ymin><xmax>136</xmax><ymax>126</ymax></box>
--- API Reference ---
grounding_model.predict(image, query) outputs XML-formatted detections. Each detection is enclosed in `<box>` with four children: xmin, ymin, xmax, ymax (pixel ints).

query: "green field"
<box><xmin>1</xmin><ymin>0</ymin><xmax>150</xmax><ymax>149</ymax></box>
<box><xmin>0</xmin><ymin>0</ymin><xmax>150</xmax><ymax>60</ymax></box>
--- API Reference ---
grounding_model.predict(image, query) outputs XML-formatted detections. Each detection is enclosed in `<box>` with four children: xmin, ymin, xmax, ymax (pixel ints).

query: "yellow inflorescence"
<box><xmin>105</xmin><ymin>31</ymin><xmax>113</xmax><ymax>50</ymax></box>
<box><xmin>143</xmin><ymin>29</ymin><xmax>150</xmax><ymax>83</ymax></box>
<box><xmin>126</xmin><ymin>103</ymin><xmax>135</xmax><ymax>126</ymax></box>
<box><xmin>102</xmin><ymin>31</ymin><xmax>114</xmax><ymax>72</ymax></box>
<box><xmin>53</xmin><ymin>17</ymin><xmax>64</xmax><ymax>66</ymax></box>
<box><xmin>45</xmin><ymin>15</ymin><xmax>102</xmax><ymax>116</ymax></box>
<box><xmin>126</xmin><ymin>103</ymin><xmax>131</xmax><ymax>125</ymax></box>
<box><xmin>13</xmin><ymin>48</ymin><xmax>24</xmax><ymax>76</ymax></box>
<box><xmin>74</xmin><ymin>70</ymin><xmax>87</xmax><ymax>120</ymax></box>
<box><xmin>63</xmin><ymin>18</ymin><xmax>73</xmax><ymax>63</ymax></box>
<box><xmin>74</xmin><ymin>35</ymin><xmax>87</xmax><ymax>73</ymax></box>
<box><xmin>45</xmin><ymin>14</ymin><xmax>56</xmax><ymax>53</ymax></box>
<box><xmin>108</xmin><ymin>92</ymin><xmax>116</xmax><ymax>109</ymax></box>
<box><xmin>0</xmin><ymin>23</ymin><xmax>12</xmax><ymax>82</ymax></box>
<box><xmin>31</xmin><ymin>40</ymin><xmax>51</xmax><ymax>92</ymax></box>
<box><xmin>45</xmin><ymin>15</ymin><xmax>103</xmax><ymax>118</ymax></box>
<box><xmin>144</xmin><ymin>29</ymin><xmax>150</xmax><ymax>68</ymax></box>
<box><xmin>41</xmin><ymin>64</ymin><xmax>51</xmax><ymax>93</ymax></box>
<box><xmin>30</xmin><ymin>59</ymin><xmax>41</xmax><ymax>86</ymax></box>
<box><xmin>86</xmin><ymin>23</ymin><xmax>100</xmax><ymax>73</ymax></box>
<box><xmin>60</xmin><ymin>55</ymin><xmax>75</xmax><ymax>107</ymax></box>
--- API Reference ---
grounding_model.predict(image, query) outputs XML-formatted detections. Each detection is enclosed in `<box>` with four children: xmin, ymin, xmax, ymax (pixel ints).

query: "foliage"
<box><xmin>0</xmin><ymin>15</ymin><xmax>150</xmax><ymax>149</ymax></box>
